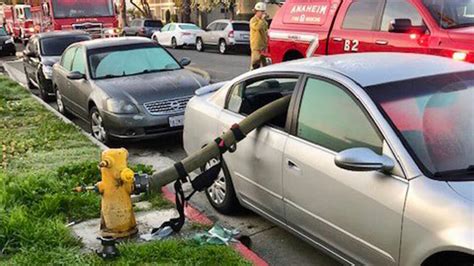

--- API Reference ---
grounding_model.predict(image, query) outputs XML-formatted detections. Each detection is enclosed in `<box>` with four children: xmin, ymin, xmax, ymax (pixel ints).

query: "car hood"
<box><xmin>448</xmin><ymin>181</ymin><xmax>474</xmax><ymax>202</ymax></box>
<box><xmin>447</xmin><ymin>26</ymin><xmax>474</xmax><ymax>45</ymax></box>
<box><xmin>41</xmin><ymin>56</ymin><xmax>61</xmax><ymax>66</ymax></box>
<box><xmin>94</xmin><ymin>69</ymin><xmax>207</xmax><ymax>105</ymax></box>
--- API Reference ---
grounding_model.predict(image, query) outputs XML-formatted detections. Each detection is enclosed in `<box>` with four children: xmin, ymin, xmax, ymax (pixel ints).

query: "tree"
<box><xmin>130</xmin><ymin>0</ymin><xmax>152</xmax><ymax>19</ymax></box>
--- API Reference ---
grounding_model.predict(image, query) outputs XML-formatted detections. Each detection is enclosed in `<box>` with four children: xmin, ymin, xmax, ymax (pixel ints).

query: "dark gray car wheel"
<box><xmin>89</xmin><ymin>106</ymin><xmax>110</xmax><ymax>144</ymax></box>
<box><xmin>203</xmin><ymin>158</ymin><xmax>241</xmax><ymax>214</ymax></box>
<box><xmin>196</xmin><ymin>38</ymin><xmax>204</xmax><ymax>52</ymax></box>
<box><xmin>37</xmin><ymin>72</ymin><xmax>50</xmax><ymax>102</ymax></box>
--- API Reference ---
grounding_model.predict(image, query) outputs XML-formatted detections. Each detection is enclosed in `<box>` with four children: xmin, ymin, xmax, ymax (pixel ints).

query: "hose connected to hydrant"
<box><xmin>74</xmin><ymin>94</ymin><xmax>291</xmax><ymax>244</ymax></box>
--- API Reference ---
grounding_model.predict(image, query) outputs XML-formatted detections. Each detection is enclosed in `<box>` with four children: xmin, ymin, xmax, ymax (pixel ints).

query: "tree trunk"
<box><xmin>182</xmin><ymin>0</ymin><xmax>191</xmax><ymax>23</ymax></box>
<box><xmin>119</xmin><ymin>0</ymin><xmax>127</xmax><ymax>28</ymax></box>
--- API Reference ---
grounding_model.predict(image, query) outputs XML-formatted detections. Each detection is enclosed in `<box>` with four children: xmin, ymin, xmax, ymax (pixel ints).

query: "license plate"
<box><xmin>242</xmin><ymin>34</ymin><xmax>249</xmax><ymax>40</ymax></box>
<box><xmin>169</xmin><ymin>115</ymin><xmax>185</xmax><ymax>127</ymax></box>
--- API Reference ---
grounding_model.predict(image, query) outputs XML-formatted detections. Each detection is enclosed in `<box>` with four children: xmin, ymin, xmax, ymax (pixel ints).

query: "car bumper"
<box><xmin>102</xmin><ymin>110</ymin><xmax>185</xmax><ymax>139</ymax></box>
<box><xmin>180</xmin><ymin>35</ymin><xmax>197</xmax><ymax>46</ymax></box>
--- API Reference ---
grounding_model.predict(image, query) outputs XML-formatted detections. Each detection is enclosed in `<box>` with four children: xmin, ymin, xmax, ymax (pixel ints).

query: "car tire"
<box><xmin>203</xmin><ymin>158</ymin><xmax>241</xmax><ymax>214</ymax></box>
<box><xmin>219</xmin><ymin>39</ymin><xmax>227</xmax><ymax>54</ymax></box>
<box><xmin>171</xmin><ymin>37</ymin><xmax>178</xmax><ymax>49</ymax></box>
<box><xmin>37</xmin><ymin>72</ymin><xmax>51</xmax><ymax>102</ymax></box>
<box><xmin>89</xmin><ymin>106</ymin><xmax>110</xmax><ymax>144</ymax></box>
<box><xmin>196</xmin><ymin>38</ymin><xmax>204</xmax><ymax>52</ymax></box>
<box><xmin>55</xmin><ymin>88</ymin><xmax>71</xmax><ymax>117</ymax></box>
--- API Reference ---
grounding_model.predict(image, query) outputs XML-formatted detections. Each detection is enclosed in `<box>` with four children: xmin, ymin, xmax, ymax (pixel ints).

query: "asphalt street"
<box><xmin>1</xmin><ymin>44</ymin><xmax>339</xmax><ymax>266</ymax></box>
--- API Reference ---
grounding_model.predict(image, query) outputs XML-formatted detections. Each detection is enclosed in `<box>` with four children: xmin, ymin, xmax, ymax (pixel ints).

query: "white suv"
<box><xmin>195</xmin><ymin>19</ymin><xmax>250</xmax><ymax>54</ymax></box>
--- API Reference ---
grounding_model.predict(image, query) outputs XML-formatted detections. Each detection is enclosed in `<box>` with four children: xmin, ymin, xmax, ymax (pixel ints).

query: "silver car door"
<box><xmin>203</xmin><ymin>23</ymin><xmax>215</xmax><ymax>45</ymax></box>
<box><xmin>217</xmin><ymin>75</ymin><xmax>300</xmax><ymax>222</ymax></box>
<box><xmin>69</xmin><ymin>46</ymin><xmax>91</xmax><ymax>119</ymax></box>
<box><xmin>283</xmin><ymin>76</ymin><xmax>408</xmax><ymax>265</ymax></box>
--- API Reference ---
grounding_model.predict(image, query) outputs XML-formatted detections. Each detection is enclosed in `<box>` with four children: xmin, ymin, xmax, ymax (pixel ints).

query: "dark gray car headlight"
<box><xmin>42</xmin><ymin>65</ymin><xmax>53</xmax><ymax>79</ymax></box>
<box><xmin>105</xmin><ymin>99</ymin><xmax>139</xmax><ymax>114</ymax></box>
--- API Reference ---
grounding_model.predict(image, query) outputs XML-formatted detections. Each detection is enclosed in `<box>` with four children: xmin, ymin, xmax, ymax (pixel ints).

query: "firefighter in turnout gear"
<box><xmin>250</xmin><ymin>2</ymin><xmax>269</xmax><ymax>70</ymax></box>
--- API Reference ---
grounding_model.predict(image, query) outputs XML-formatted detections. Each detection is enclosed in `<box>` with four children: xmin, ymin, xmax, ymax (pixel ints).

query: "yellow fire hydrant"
<box><xmin>96</xmin><ymin>148</ymin><xmax>137</xmax><ymax>238</ymax></box>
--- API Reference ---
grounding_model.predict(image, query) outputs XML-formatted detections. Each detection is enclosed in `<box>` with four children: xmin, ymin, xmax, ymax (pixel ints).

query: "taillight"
<box><xmin>228</xmin><ymin>30</ymin><xmax>234</xmax><ymax>38</ymax></box>
<box><xmin>139</xmin><ymin>27</ymin><xmax>146</xmax><ymax>34</ymax></box>
<box><xmin>452</xmin><ymin>52</ymin><xmax>467</xmax><ymax>61</ymax></box>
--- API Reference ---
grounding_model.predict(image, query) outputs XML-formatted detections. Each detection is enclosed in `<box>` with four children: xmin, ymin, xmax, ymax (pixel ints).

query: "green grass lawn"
<box><xmin>0</xmin><ymin>77</ymin><xmax>249</xmax><ymax>265</ymax></box>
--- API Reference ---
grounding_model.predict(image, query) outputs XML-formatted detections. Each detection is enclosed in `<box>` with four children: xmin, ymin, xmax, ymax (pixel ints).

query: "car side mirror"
<box><xmin>179</xmin><ymin>57</ymin><xmax>191</xmax><ymax>66</ymax></box>
<box><xmin>67</xmin><ymin>71</ymin><xmax>85</xmax><ymax>80</ymax></box>
<box><xmin>389</xmin><ymin>18</ymin><xmax>427</xmax><ymax>34</ymax></box>
<box><xmin>335</xmin><ymin>148</ymin><xmax>394</xmax><ymax>173</ymax></box>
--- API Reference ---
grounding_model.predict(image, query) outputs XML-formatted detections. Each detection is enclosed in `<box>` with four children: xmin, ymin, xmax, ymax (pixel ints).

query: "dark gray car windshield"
<box><xmin>88</xmin><ymin>44</ymin><xmax>181</xmax><ymax>79</ymax></box>
<box><xmin>423</xmin><ymin>0</ymin><xmax>474</xmax><ymax>29</ymax></box>
<box><xmin>41</xmin><ymin>35</ymin><xmax>90</xmax><ymax>56</ymax></box>
<box><xmin>365</xmin><ymin>71</ymin><xmax>474</xmax><ymax>180</ymax></box>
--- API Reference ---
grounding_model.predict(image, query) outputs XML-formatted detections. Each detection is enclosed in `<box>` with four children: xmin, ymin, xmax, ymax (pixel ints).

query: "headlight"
<box><xmin>42</xmin><ymin>65</ymin><xmax>53</xmax><ymax>79</ymax></box>
<box><xmin>5</xmin><ymin>38</ymin><xmax>13</xmax><ymax>44</ymax></box>
<box><xmin>105</xmin><ymin>99</ymin><xmax>138</xmax><ymax>114</ymax></box>
<box><xmin>29</xmin><ymin>27</ymin><xmax>35</xmax><ymax>33</ymax></box>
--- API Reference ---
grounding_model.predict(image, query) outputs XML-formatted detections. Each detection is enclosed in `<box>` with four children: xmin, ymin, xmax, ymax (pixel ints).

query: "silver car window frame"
<box><xmin>291</xmin><ymin>74</ymin><xmax>410</xmax><ymax>179</ymax></box>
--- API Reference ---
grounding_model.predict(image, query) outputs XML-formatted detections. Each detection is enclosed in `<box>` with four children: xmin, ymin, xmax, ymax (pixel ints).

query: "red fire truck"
<box><xmin>25</xmin><ymin>0</ymin><xmax>118</xmax><ymax>38</ymax></box>
<box><xmin>268</xmin><ymin>0</ymin><xmax>474</xmax><ymax>63</ymax></box>
<box><xmin>3</xmin><ymin>5</ymin><xmax>35</xmax><ymax>42</ymax></box>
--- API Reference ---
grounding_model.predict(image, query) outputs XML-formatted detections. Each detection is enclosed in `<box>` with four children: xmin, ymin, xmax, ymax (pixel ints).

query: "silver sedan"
<box><xmin>183</xmin><ymin>53</ymin><xmax>474</xmax><ymax>265</ymax></box>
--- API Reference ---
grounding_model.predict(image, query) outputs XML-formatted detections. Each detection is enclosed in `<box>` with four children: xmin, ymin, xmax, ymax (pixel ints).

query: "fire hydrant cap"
<box><xmin>121</xmin><ymin>168</ymin><xmax>134</xmax><ymax>183</ymax></box>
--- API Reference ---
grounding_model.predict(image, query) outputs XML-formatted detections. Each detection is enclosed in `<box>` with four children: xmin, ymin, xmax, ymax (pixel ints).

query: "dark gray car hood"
<box><xmin>94</xmin><ymin>69</ymin><xmax>207</xmax><ymax>104</ymax></box>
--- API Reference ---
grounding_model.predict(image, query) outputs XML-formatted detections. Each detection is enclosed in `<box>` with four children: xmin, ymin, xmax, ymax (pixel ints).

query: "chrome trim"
<box><xmin>143</xmin><ymin>95</ymin><xmax>193</xmax><ymax>115</ymax></box>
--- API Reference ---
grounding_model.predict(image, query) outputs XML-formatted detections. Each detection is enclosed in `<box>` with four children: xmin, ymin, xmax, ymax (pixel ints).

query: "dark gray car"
<box><xmin>23</xmin><ymin>31</ymin><xmax>90</xmax><ymax>101</ymax></box>
<box><xmin>123</xmin><ymin>19</ymin><xmax>163</xmax><ymax>38</ymax></box>
<box><xmin>52</xmin><ymin>37</ymin><xmax>208</xmax><ymax>143</ymax></box>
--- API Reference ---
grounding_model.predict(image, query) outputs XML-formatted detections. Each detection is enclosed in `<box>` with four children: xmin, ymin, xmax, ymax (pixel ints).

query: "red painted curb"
<box><xmin>161</xmin><ymin>187</ymin><xmax>268</xmax><ymax>266</ymax></box>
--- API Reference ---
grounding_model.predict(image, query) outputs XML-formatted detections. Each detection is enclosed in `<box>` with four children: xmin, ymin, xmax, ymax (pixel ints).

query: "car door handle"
<box><xmin>375</xmin><ymin>40</ymin><xmax>389</xmax><ymax>45</ymax></box>
<box><xmin>287</xmin><ymin>159</ymin><xmax>301</xmax><ymax>171</ymax></box>
<box><xmin>333</xmin><ymin>37</ymin><xmax>343</xmax><ymax>42</ymax></box>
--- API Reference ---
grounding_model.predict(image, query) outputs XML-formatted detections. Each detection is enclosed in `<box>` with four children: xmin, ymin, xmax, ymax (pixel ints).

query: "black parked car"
<box><xmin>23</xmin><ymin>31</ymin><xmax>90</xmax><ymax>101</ymax></box>
<box><xmin>123</xmin><ymin>19</ymin><xmax>163</xmax><ymax>38</ymax></box>
<box><xmin>0</xmin><ymin>27</ymin><xmax>16</xmax><ymax>56</ymax></box>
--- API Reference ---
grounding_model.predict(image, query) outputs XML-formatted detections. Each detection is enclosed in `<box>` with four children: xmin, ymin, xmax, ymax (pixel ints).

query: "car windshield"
<box><xmin>423</xmin><ymin>0</ymin><xmax>474</xmax><ymax>29</ymax></box>
<box><xmin>179</xmin><ymin>24</ymin><xmax>200</xmax><ymax>30</ymax></box>
<box><xmin>24</xmin><ymin>7</ymin><xmax>32</xmax><ymax>19</ymax></box>
<box><xmin>51</xmin><ymin>0</ymin><xmax>114</xmax><ymax>18</ymax></box>
<box><xmin>41</xmin><ymin>35</ymin><xmax>90</xmax><ymax>56</ymax></box>
<box><xmin>365</xmin><ymin>71</ymin><xmax>474</xmax><ymax>179</ymax></box>
<box><xmin>232</xmin><ymin>23</ymin><xmax>250</xmax><ymax>31</ymax></box>
<box><xmin>144</xmin><ymin>20</ymin><xmax>163</xmax><ymax>28</ymax></box>
<box><xmin>88</xmin><ymin>44</ymin><xmax>181</xmax><ymax>79</ymax></box>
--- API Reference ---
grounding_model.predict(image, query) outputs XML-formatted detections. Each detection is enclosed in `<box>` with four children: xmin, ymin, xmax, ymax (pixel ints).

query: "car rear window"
<box><xmin>232</xmin><ymin>23</ymin><xmax>249</xmax><ymax>31</ymax></box>
<box><xmin>179</xmin><ymin>24</ymin><xmax>200</xmax><ymax>30</ymax></box>
<box><xmin>145</xmin><ymin>20</ymin><xmax>163</xmax><ymax>28</ymax></box>
<box><xmin>342</xmin><ymin>0</ymin><xmax>383</xmax><ymax>30</ymax></box>
<box><xmin>41</xmin><ymin>35</ymin><xmax>90</xmax><ymax>56</ymax></box>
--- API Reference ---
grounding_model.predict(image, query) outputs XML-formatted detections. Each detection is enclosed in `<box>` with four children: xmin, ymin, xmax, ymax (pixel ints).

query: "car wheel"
<box><xmin>219</xmin><ymin>40</ymin><xmax>227</xmax><ymax>54</ymax></box>
<box><xmin>90</xmin><ymin>106</ymin><xmax>110</xmax><ymax>144</ymax></box>
<box><xmin>24</xmin><ymin>67</ymin><xmax>36</xmax><ymax>90</ymax></box>
<box><xmin>55</xmin><ymin>89</ymin><xmax>71</xmax><ymax>117</ymax></box>
<box><xmin>37</xmin><ymin>72</ymin><xmax>50</xmax><ymax>102</ymax></box>
<box><xmin>196</xmin><ymin>38</ymin><xmax>204</xmax><ymax>52</ymax></box>
<box><xmin>203</xmin><ymin>158</ymin><xmax>241</xmax><ymax>214</ymax></box>
<box><xmin>171</xmin><ymin>37</ymin><xmax>178</xmax><ymax>49</ymax></box>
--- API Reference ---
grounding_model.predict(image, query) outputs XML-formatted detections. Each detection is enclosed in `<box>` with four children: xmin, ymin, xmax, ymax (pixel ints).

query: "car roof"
<box><xmin>212</xmin><ymin>19</ymin><xmax>249</xmax><ymax>24</ymax></box>
<box><xmin>262</xmin><ymin>53</ymin><xmax>474</xmax><ymax>87</ymax></box>
<box><xmin>79</xmin><ymin>37</ymin><xmax>154</xmax><ymax>50</ymax></box>
<box><xmin>34</xmin><ymin>30</ymin><xmax>89</xmax><ymax>39</ymax></box>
